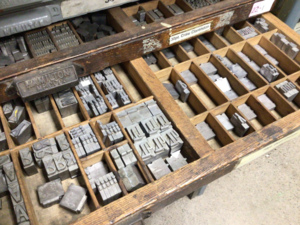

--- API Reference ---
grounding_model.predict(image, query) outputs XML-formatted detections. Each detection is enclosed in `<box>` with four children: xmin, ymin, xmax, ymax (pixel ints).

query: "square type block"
<box><xmin>37</xmin><ymin>179</ymin><xmax>65</xmax><ymax>208</ymax></box>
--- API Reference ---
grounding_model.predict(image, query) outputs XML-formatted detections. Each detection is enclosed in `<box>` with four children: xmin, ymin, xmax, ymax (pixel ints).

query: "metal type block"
<box><xmin>143</xmin><ymin>53</ymin><xmax>157</xmax><ymax>65</ymax></box>
<box><xmin>214</xmin><ymin>77</ymin><xmax>231</xmax><ymax>93</ymax></box>
<box><xmin>55</xmin><ymin>134</ymin><xmax>71</xmax><ymax>151</ymax></box>
<box><xmin>198</xmin><ymin>35</ymin><xmax>216</xmax><ymax>51</ymax></box>
<box><xmin>248</xmin><ymin>60</ymin><xmax>260</xmax><ymax>72</ymax></box>
<box><xmin>60</xmin><ymin>183</ymin><xmax>87</xmax><ymax>214</ymax></box>
<box><xmin>111</xmin><ymin>149</ymin><xmax>125</xmax><ymax>170</ymax></box>
<box><xmin>127</xmin><ymin>123</ymin><xmax>146</xmax><ymax>143</ymax></box>
<box><xmin>80</xmin><ymin>133</ymin><xmax>101</xmax><ymax>155</ymax></box>
<box><xmin>231</xmin><ymin>64</ymin><xmax>247</xmax><ymax>78</ymax></box>
<box><xmin>275</xmin><ymin>81</ymin><xmax>299</xmax><ymax>102</ymax></box>
<box><xmin>147</xmin><ymin>158</ymin><xmax>171</xmax><ymax>180</ymax></box>
<box><xmin>42</xmin><ymin>155</ymin><xmax>59</xmax><ymax>181</ymax></box>
<box><xmin>265</xmin><ymin>54</ymin><xmax>279</xmax><ymax>66</ymax></box>
<box><xmin>216</xmin><ymin>113</ymin><xmax>234</xmax><ymax>131</ymax></box>
<box><xmin>163</xmin><ymin>83</ymin><xmax>179</xmax><ymax>100</ymax></box>
<box><xmin>19</xmin><ymin>148</ymin><xmax>38</xmax><ymax>176</ymax></box>
<box><xmin>37</xmin><ymin>179</ymin><xmax>64</xmax><ymax>208</ymax></box>
<box><xmin>2</xmin><ymin>101</ymin><xmax>14</xmax><ymax>119</ymax></box>
<box><xmin>175</xmin><ymin>80</ymin><xmax>190</xmax><ymax>102</ymax></box>
<box><xmin>195</xmin><ymin>121</ymin><xmax>215</xmax><ymax>140</ymax></box>
<box><xmin>116</xmin><ymin>111</ymin><xmax>132</xmax><ymax>128</ymax></box>
<box><xmin>254</xmin><ymin>45</ymin><xmax>267</xmax><ymax>55</ymax></box>
<box><xmin>53</xmin><ymin>152</ymin><xmax>69</xmax><ymax>181</ymax></box>
<box><xmin>215</xmin><ymin>55</ymin><xmax>234</xmax><ymax>70</ymax></box>
<box><xmin>180</xmin><ymin>41</ymin><xmax>194</xmax><ymax>52</ymax></box>
<box><xmin>8</xmin><ymin>106</ymin><xmax>26</xmax><ymax>129</ymax></box>
<box><xmin>279</xmin><ymin>38</ymin><xmax>289</xmax><ymax>50</ymax></box>
<box><xmin>237</xmin><ymin>52</ymin><xmax>251</xmax><ymax>62</ymax></box>
<box><xmin>0</xmin><ymin>155</ymin><xmax>11</xmax><ymax>169</ymax></box>
<box><xmin>165</xmin><ymin>151</ymin><xmax>188</xmax><ymax>171</ymax></box>
<box><xmin>237</xmin><ymin>26</ymin><xmax>257</xmax><ymax>39</ymax></box>
<box><xmin>10</xmin><ymin>120</ymin><xmax>32</xmax><ymax>145</ymax></box>
<box><xmin>287</xmin><ymin>46</ymin><xmax>299</xmax><ymax>59</ymax></box>
<box><xmin>0</xmin><ymin>171</ymin><xmax>8</xmax><ymax>197</ymax></box>
<box><xmin>106</xmin><ymin>93</ymin><xmax>119</xmax><ymax>109</ymax></box>
<box><xmin>98</xmin><ymin>121</ymin><xmax>123</xmax><ymax>146</ymax></box>
<box><xmin>14</xmin><ymin>202</ymin><xmax>29</xmax><ymax>224</ymax></box>
<box><xmin>126</xmin><ymin>106</ymin><xmax>143</xmax><ymax>123</ymax></box>
<box><xmin>161</xmin><ymin>129</ymin><xmax>183</xmax><ymax>154</ymax></box>
<box><xmin>85</xmin><ymin>161</ymin><xmax>109</xmax><ymax>192</ymax></box>
<box><xmin>91</xmin><ymin>13</ymin><xmax>107</xmax><ymax>25</ymax></box>
<box><xmin>118</xmin><ymin>165</ymin><xmax>144</xmax><ymax>192</ymax></box>
<box><xmin>257</xmin><ymin>94</ymin><xmax>276</xmax><ymax>111</ymax></box>
<box><xmin>137</xmin><ymin>103</ymin><xmax>153</xmax><ymax>120</ymax></box>
<box><xmin>117</xmin><ymin>90</ymin><xmax>131</xmax><ymax>106</ymax></box>
<box><xmin>239</xmin><ymin>77</ymin><xmax>257</xmax><ymax>91</ymax></box>
<box><xmin>71</xmin><ymin>17</ymin><xmax>83</xmax><ymax>28</ymax></box>
<box><xmin>168</xmin><ymin>4</ymin><xmax>184</xmax><ymax>15</ymax></box>
<box><xmin>148</xmin><ymin>9</ymin><xmax>164</xmax><ymax>21</ymax></box>
<box><xmin>238</xmin><ymin>103</ymin><xmax>257</xmax><ymax>120</ymax></box>
<box><xmin>154</xmin><ymin>113</ymin><xmax>172</xmax><ymax>131</ymax></box>
<box><xmin>53</xmin><ymin>89</ymin><xmax>79</xmax><ymax>118</ymax></box>
<box><xmin>3</xmin><ymin>162</ymin><xmax>17</xmax><ymax>186</ymax></box>
<box><xmin>200</xmin><ymin>62</ymin><xmax>217</xmax><ymax>75</ymax></box>
<box><xmin>148</xmin><ymin>134</ymin><xmax>169</xmax><ymax>159</ymax></box>
<box><xmin>8</xmin><ymin>181</ymin><xmax>23</xmax><ymax>206</ymax></box>
<box><xmin>62</xmin><ymin>150</ymin><xmax>79</xmax><ymax>178</ymax></box>
<box><xmin>145</xmin><ymin>100</ymin><xmax>163</xmax><ymax>116</ymax></box>
<box><xmin>161</xmin><ymin>48</ymin><xmax>175</xmax><ymax>59</ymax></box>
<box><xmin>230</xmin><ymin>113</ymin><xmax>250</xmax><ymax>137</ymax></box>
<box><xmin>134</xmin><ymin>138</ymin><xmax>156</xmax><ymax>164</ymax></box>
<box><xmin>34</xmin><ymin>96</ymin><xmax>52</xmax><ymax>114</ymax></box>
<box><xmin>180</xmin><ymin>70</ymin><xmax>198</xmax><ymax>85</ymax></box>
<box><xmin>259</xmin><ymin>63</ymin><xmax>279</xmax><ymax>83</ymax></box>
<box><xmin>0</xmin><ymin>132</ymin><xmax>8</xmax><ymax>151</ymax></box>
<box><xmin>140</xmin><ymin>117</ymin><xmax>160</xmax><ymax>137</ymax></box>
<box><xmin>209</xmin><ymin>74</ymin><xmax>222</xmax><ymax>82</ymax></box>
<box><xmin>224</xmin><ymin>89</ymin><xmax>239</xmax><ymax>100</ymax></box>
<box><xmin>33</xmin><ymin>138</ymin><xmax>58</xmax><ymax>167</ymax></box>
<box><xmin>117</xmin><ymin>144</ymin><xmax>137</xmax><ymax>167</ymax></box>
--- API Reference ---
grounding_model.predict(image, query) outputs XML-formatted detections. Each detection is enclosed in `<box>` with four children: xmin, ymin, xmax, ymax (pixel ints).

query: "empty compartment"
<box><xmin>233</xmin><ymin>21</ymin><xmax>260</xmax><ymax>40</ymax></box>
<box><xmin>28</xmin><ymin>97</ymin><xmax>62</xmax><ymax>137</ymax></box>
<box><xmin>212</xmin><ymin>104</ymin><xmax>255</xmax><ymax>140</ymax></box>
<box><xmin>70</xmin><ymin>10</ymin><xmax>121</xmax><ymax>43</ymax></box>
<box><xmin>236</xmin><ymin>42</ymin><xmax>286</xmax><ymax>82</ymax></box>
<box><xmin>179</xmin><ymin>38</ymin><xmax>210</xmax><ymax>59</ymax></box>
<box><xmin>253</xmin><ymin>86</ymin><xmax>295</xmax><ymax>120</ymax></box>
<box><xmin>191</xmin><ymin>112</ymin><xmax>234</xmax><ymax>150</ymax></box>
<box><xmin>216</xmin><ymin>26</ymin><xmax>244</xmax><ymax>45</ymax></box>
<box><xmin>52</xmin><ymin>89</ymin><xmax>85</xmax><ymax>128</ymax></box>
<box><xmin>249</xmin><ymin>36</ymin><xmax>300</xmax><ymax>75</ymax></box>
<box><xmin>175</xmin><ymin>59</ymin><xmax>228</xmax><ymax>109</ymax></box>
<box><xmin>233</xmin><ymin>95</ymin><xmax>277</xmax><ymax>130</ymax></box>
<box><xmin>156</xmin><ymin>67</ymin><xmax>207</xmax><ymax>118</ymax></box>
<box><xmin>215</xmin><ymin>48</ymin><xmax>268</xmax><ymax>91</ymax></box>
<box><xmin>197</xmin><ymin>54</ymin><xmax>249</xmax><ymax>100</ymax></box>
<box><xmin>81</xmin><ymin>151</ymin><xmax>129</xmax><ymax>205</ymax></box>
<box><xmin>1</xmin><ymin>99</ymin><xmax>36</xmax><ymax>146</ymax></box>
<box><xmin>161</xmin><ymin>44</ymin><xmax>190</xmax><ymax>66</ymax></box>
<box><xmin>198</xmin><ymin>31</ymin><xmax>228</xmax><ymax>52</ymax></box>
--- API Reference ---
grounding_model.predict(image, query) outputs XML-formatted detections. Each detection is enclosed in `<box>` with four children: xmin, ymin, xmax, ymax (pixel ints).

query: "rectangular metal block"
<box><xmin>180</xmin><ymin>70</ymin><xmax>198</xmax><ymax>85</ymax></box>
<box><xmin>8</xmin><ymin>105</ymin><xmax>26</xmax><ymax>129</ymax></box>
<box><xmin>230</xmin><ymin>113</ymin><xmax>250</xmax><ymax>137</ymax></box>
<box><xmin>163</xmin><ymin>83</ymin><xmax>179</xmax><ymax>100</ymax></box>
<box><xmin>62</xmin><ymin>149</ymin><xmax>79</xmax><ymax>178</ymax></box>
<box><xmin>0</xmin><ymin>132</ymin><xmax>8</xmax><ymax>151</ymax></box>
<box><xmin>0</xmin><ymin>155</ymin><xmax>11</xmax><ymax>169</ymax></box>
<box><xmin>10</xmin><ymin>120</ymin><xmax>32</xmax><ymax>145</ymax></box>
<box><xmin>118</xmin><ymin>165</ymin><xmax>145</xmax><ymax>192</ymax></box>
<box><xmin>42</xmin><ymin>155</ymin><xmax>59</xmax><ymax>181</ymax></box>
<box><xmin>195</xmin><ymin>121</ymin><xmax>216</xmax><ymax>141</ymax></box>
<box><xmin>175</xmin><ymin>80</ymin><xmax>190</xmax><ymax>102</ymax></box>
<box><xmin>257</xmin><ymin>94</ymin><xmax>276</xmax><ymax>111</ymax></box>
<box><xmin>55</xmin><ymin>133</ymin><xmax>71</xmax><ymax>151</ymax></box>
<box><xmin>3</xmin><ymin>162</ymin><xmax>17</xmax><ymax>186</ymax></box>
<box><xmin>165</xmin><ymin>151</ymin><xmax>188</xmax><ymax>171</ymax></box>
<box><xmin>37</xmin><ymin>179</ymin><xmax>64</xmax><ymax>208</ymax></box>
<box><xmin>53</xmin><ymin>152</ymin><xmax>70</xmax><ymax>181</ymax></box>
<box><xmin>0</xmin><ymin>171</ymin><xmax>8</xmax><ymax>197</ymax></box>
<box><xmin>216</xmin><ymin>113</ymin><xmax>234</xmax><ymax>131</ymax></box>
<box><xmin>147</xmin><ymin>158</ymin><xmax>171</xmax><ymax>180</ymax></box>
<box><xmin>200</xmin><ymin>62</ymin><xmax>217</xmax><ymax>75</ymax></box>
<box><xmin>161</xmin><ymin>129</ymin><xmax>183</xmax><ymax>154</ymax></box>
<box><xmin>19</xmin><ymin>147</ymin><xmax>38</xmax><ymax>176</ymax></box>
<box><xmin>53</xmin><ymin>89</ymin><xmax>79</xmax><ymax>118</ymax></box>
<box><xmin>238</xmin><ymin>103</ymin><xmax>257</xmax><ymax>120</ymax></box>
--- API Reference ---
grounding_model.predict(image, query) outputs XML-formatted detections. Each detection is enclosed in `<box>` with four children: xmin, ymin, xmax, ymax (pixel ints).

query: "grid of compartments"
<box><xmin>0</xmin><ymin>59</ymin><xmax>198</xmax><ymax>224</ymax></box>
<box><xmin>144</xmin><ymin>14</ymin><xmax>300</xmax><ymax>151</ymax></box>
<box><xmin>1</xmin><ymin>12</ymin><xmax>300</xmax><ymax>225</ymax></box>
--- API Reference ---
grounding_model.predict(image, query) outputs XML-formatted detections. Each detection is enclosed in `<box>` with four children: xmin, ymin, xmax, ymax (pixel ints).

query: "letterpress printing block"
<box><xmin>33</xmin><ymin>138</ymin><xmax>58</xmax><ymax>167</ymax></box>
<box><xmin>180</xmin><ymin>70</ymin><xmax>198</xmax><ymax>85</ymax></box>
<box><xmin>166</xmin><ymin>151</ymin><xmax>187</xmax><ymax>172</ymax></box>
<box><xmin>60</xmin><ymin>183</ymin><xmax>87</xmax><ymax>213</ymax></box>
<box><xmin>168</xmin><ymin>4</ymin><xmax>184</xmax><ymax>15</ymax></box>
<box><xmin>175</xmin><ymin>80</ymin><xmax>190</xmax><ymax>102</ymax></box>
<box><xmin>126</xmin><ymin>106</ymin><xmax>143</xmax><ymax>123</ymax></box>
<box><xmin>230</xmin><ymin>113</ymin><xmax>250</xmax><ymax>137</ymax></box>
<box><xmin>140</xmin><ymin>117</ymin><xmax>160</xmax><ymax>137</ymax></box>
<box><xmin>116</xmin><ymin>111</ymin><xmax>132</xmax><ymax>128</ymax></box>
<box><xmin>145</xmin><ymin>100</ymin><xmax>163</xmax><ymax>116</ymax></box>
<box><xmin>200</xmin><ymin>62</ymin><xmax>217</xmax><ymax>75</ymax></box>
<box><xmin>134</xmin><ymin>138</ymin><xmax>155</xmax><ymax>164</ymax></box>
<box><xmin>231</xmin><ymin>64</ymin><xmax>248</xmax><ymax>78</ymax></box>
<box><xmin>147</xmin><ymin>158</ymin><xmax>171</xmax><ymax>180</ymax></box>
<box><xmin>137</xmin><ymin>103</ymin><xmax>153</xmax><ymax>120</ymax></box>
<box><xmin>0</xmin><ymin>132</ymin><xmax>8</xmax><ymax>151</ymax></box>
<box><xmin>43</xmin><ymin>155</ymin><xmax>59</xmax><ymax>181</ymax></box>
<box><xmin>161</xmin><ymin>48</ymin><xmax>175</xmax><ymax>59</ymax></box>
<box><xmin>118</xmin><ymin>166</ymin><xmax>144</xmax><ymax>192</ymax></box>
<box><xmin>0</xmin><ymin>171</ymin><xmax>8</xmax><ymax>197</ymax></box>
<box><xmin>62</xmin><ymin>150</ymin><xmax>79</xmax><ymax>178</ymax></box>
<box><xmin>0</xmin><ymin>155</ymin><xmax>11</xmax><ymax>169</ymax></box>
<box><xmin>19</xmin><ymin>148</ymin><xmax>38</xmax><ymax>176</ymax></box>
<box><xmin>155</xmin><ymin>113</ymin><xmax>172</xmax><ymax>131</ymax></box>
<box><xmin>110</xmin><ymin>149</ymin><xmax>125</xmax><ymax>170</ymax></box>
<box><xmin>8</xmin><ymin>106</ymin><xmax>26</xmax><ymax>129</ymax></box>
<box><xmin>161</xmin><ymin>129</ymin><xmax>183</xmax><ymax>154</ymax></box>
<box><xmin>195</xmin><ymin>122</ymin><xmax>216</xmax><ymax>141</ymax></box>
<box><xmin>10</xmin><ymin>120</ymin><xmax>33</xmax><ymax>145</ymax></box>
<box><xmin>180</xmin><ymin>41</ymin><xmax>194</xmax><ymax>52</ymax></box>
<box><xmin>53</xmin><ymin>152</ymin><xmax>69</xmax><ymax>180</ymax></box>
<box><xmin>3</xmin><ymin>162</ymin><xmax>17</xmax><ymax>186</ymax></box>
<box><xmin>239</xmin><ymin>77</ymin><xmax>257</xmax><ymax>91</ymax></box>
<box><xmin>14</xmin><ymin>202</ymin><xmax>29</xmax><ymax>224</ymax></box>
<box><xmin>34</xmin><ymin>96</ymin><xmax>51</xmax><ymax>114</ymax></box>
<box><xmin>8</xmin><ymin>181</ymin><xmax>23</xmax><ymax>206</ymax></box>
<box><xmin>55</xmin><ymin>134</ymin><xmax>71</xmax><ymax>151</ymax></box>
<box><xmin>163</xmin><ymin>83</ymin><xmax>180</xmax><ymax>100</ymax></box>
<box><xmin>2</xmin><ymin>101</ymin><xmax>14</xmax><ymax>119</ymax></box>
<box><xmin>238</xmin><ymin>104</ymin><xmax>257</xmax><ymax>120</ymax></box>
<box><xmin>37</xmin><ymin>179</ymin><xmax>65</xmax><ymax>208</ymax></box>
<box><xmin>126</xmin><ymin>123</ymin><xmax>145</xmax><ymax>143</ymax></box>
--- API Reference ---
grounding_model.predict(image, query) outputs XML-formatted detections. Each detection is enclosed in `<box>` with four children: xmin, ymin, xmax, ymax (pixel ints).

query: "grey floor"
<box><xmin>145</xmin><ymin>136</ymin><xmax>300</xmax><ymax>225</ymax></box>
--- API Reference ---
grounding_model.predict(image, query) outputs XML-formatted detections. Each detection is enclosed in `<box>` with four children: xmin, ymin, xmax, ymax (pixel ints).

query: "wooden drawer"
<box><xmin>1</xmin><ymin>3</ymin><xmax>300</xmax><ymax>225</ymax></box>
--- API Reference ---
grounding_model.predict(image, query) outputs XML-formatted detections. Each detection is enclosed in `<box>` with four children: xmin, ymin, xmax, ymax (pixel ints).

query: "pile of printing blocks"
<box><xmin>275</xmin><ymin>81</ymin><xmax>299</xmax><ymax>102</ymax></box>
<box><xmin>0</xmin><ymin>35</ymin><xmax>30</xmax><ymax>68</ymax></box>
<box><xmin>0</xmin><ymin>121</ymin><xmax>7</xmax><ymax>151</ymax></box>
<box><xmin>253</xmin><ymin>18</ymin><xmax>269</xmax><ymax>33</ymax></box>
<box><xmin>216</xmin><ymin>112</ymin><xmax>250</xmax><ymax>137</ymax></box>
<box><xmin>116</xmin><ymin>100</ymin><xmax>188</xmax><ymax>180</ymax></box>
<box><xmin>76</xmin><ymin>76</ymin><xmax>108</xmax><ymax>117</ymax></box>
<box><xmin>50</xmin><ymin>23</ymin><xmax>80</xmax><ymax>50</ymax></box>
<box><xmin>215</xmin><ymin>55</ymin><xmax>257</xmax><ymax>91</ymax></box>
<box><xmin>95</xmin><ymin>67</ymin><xmax>131</xmax><ymax>109</ymax></box>
<box><xmin>2</xmin><ymin>101</ymin><xmax>33</xmax><ymax>145</ymax></box>
<box><xmin>53</xmin><ymin>89</ymin><xmax>79</xmax><ymax>118</ymax></box>
<box><xmin>236</xmin><ymin>26</ymin><xmax>258</xmax><ymax>39</ymax></box>
<box><xmin>85</xmin><ymin>161</ymin><xmax>123</xmax><ymax>204</ymax></box>
<box><xmin>0</xmin><ymin>155</ymin><xmax>30</xmax><ymax>224</ymax></box>
<box><xmin>163</xmin><ymin>80</ymin><xmax>191</xmax><ymax>102</ymax></box>
<box><xmin>238</xmin><ymin>52</ymin><xmax>279</xmax><ymax>83</ymax></box>
<box><xmin>27</xmin><ymin>30</ymin><xmax>57</xmax><ymax>56</ymax></box>
<box><xmin>270</xmin><ymin>32</ymin><xmax>299</xmax><ymax>59</ymax></box>
<box><xmin>69</xmin><ymin>124</ymin><xmax>101</xmax><ymax>158</ymax></box>
<box><xmin>199</xmin><ymin>35</ymin><xmax>217</xmax><ymax>51</ymax></box>
<box><xmin>199</xmin><ymin>61</ymin><xmax>239</xmax><ymax>100</ymax></box>
<box><xmin>98</xmin><ymin>121</ymin><xmax>123</xmax><ymax>146</ymax></box>
<box><xmin>71</xmin><ymin>13</ymin><xmax>116</xmax><ymax>42</ymax></box>
<box><xmin>254</xmin><ymin>44</ymin><xmax>279</xmax><ymax>66</ymax></box>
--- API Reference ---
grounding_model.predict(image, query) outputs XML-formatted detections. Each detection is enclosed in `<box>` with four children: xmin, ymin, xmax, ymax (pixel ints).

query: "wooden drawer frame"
<box><xmin>1</xmin><ymin>9</ymin><xmax>300</xmax><ymax>225</ymax></box>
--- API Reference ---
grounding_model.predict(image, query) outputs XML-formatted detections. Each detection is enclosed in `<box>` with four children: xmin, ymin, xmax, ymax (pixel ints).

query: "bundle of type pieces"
<box><xmin>95</xmin><ymin>67</ymin><xmax>131</xmax><ymax>109</ymax></box>
<box><xmin>69</xmin><ymin>124</ymin><xmax>101</xmax><ymax>158</ymax></box>
<box><xmin>238</xmin><ymin>51</ymin><xmax>279</xmax><ymax>83</ymax></box>
<box><xmin>85</xmin><ymin>160</ymin><xmax>124</xmax><ymax>205</ymax></box>
<box><xmin>270</xmin><ymin>32</ymin><xmax>299</xmax><ymax>59</ymax></box>
<box><xmin>0</xmin><ymin>155</ymin><xmax>30</xmax><ymax>224</ymax></box>
<box><xmin>253</xmin><ymin>18</ymin><xmax>270</xmax><ymax>33</ymax></box>
<box><xmin>2</xmin><ymin>100</ymin><xmax>33</xmax><ymax>145</ymax></box>
<box><xmin>71</xmin><ymin>12</ymin><xmax>116</xmax><ymax>42</ymax></box>
<box><xmin>0</xmin><ymin>35</ymin><xmax>30</xmax><ymax>67</ymax></box>
<box><xmin>26</xmin><ymin>30</ymin><xmax>57</xmax><ymax>56</ymax></box>
<box><xmin>50</xmin><ymin>23</ymin><xmax>80</xmax><ymax>50</ymax></box>
<box><xmin>116</xmin><ymin>100</ymin><xmax>188</xmax><ymax>180</ymax></box>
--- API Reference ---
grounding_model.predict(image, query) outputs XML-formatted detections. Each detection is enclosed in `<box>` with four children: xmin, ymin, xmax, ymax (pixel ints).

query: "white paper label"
<box><xmin>169</xmin><ymin>23</ymin><xmax>211</xmax><ymax>45</ymax></box>
<box><xmin>249</xmin><ymin>0</ymin><xmax>275</xmax><ymax>17</ymax></box>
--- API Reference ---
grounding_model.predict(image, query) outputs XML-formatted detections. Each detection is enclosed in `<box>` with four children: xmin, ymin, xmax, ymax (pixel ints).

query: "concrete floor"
<box><xmin>145</xmin><ymin>136</ymin><xmax>300</xmax><ymax>225</ymax></box>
